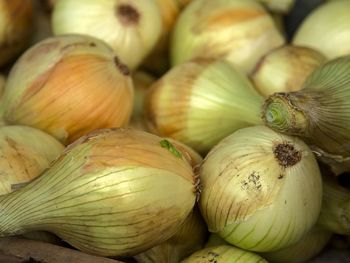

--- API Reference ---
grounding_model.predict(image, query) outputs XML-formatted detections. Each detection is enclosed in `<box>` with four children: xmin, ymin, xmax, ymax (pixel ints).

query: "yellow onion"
<box><xmin>271</xmin><ymin>13</ymin><xmax>285</xmax><ymax>36</ymax></box>
<box><xmin>52</xmin><ymin>0</ymin><xmax>162</xmax><ymax>71</ymax></box>
<box><xmin>318</xmin><ymin>174</ymin><xmax>350</xmax><ymax>235</ymax></box>
<box><xmin>0</xmin><ymin>125</ymin><xmax>64</xmax><ymax>244</ymax></box>
<box><xmin>181</xmin><ymin>245</ymin><xmax>268</xmax><ymax>263</ymax></box>
<box><xmin>0</xmin><ymin>125</ymin><xmax>64</xmax><ymax>195</ymax></box>
<box><xmin>134</xmin><ymin>207</ymin><xmax>207</xmax><ymax>263</ymax></box>
<box><xmin>144</xmin><ymin>58</ymin><xmax>264</xmax><ymax>154</ymax></box>
<box><xmin>0</xmin><ymin>0</ymin><xmax>34</xmax><ymax>67</ymax></box>
<box><xmin>293</xmin><ymin>0</ymin><xmax>350</xmax><ymax>59</ymax></box>
<box><xmin>128</xmin><ymin>71</ymin><xmax>155</xmax><ymax>131</ymax></box>
<box><xmin>199</xmin><ymin>125</ymin><xmax>322</xmax><ymax>252</ymax></box>
<box><xmin>0</xmin><ymin>128</ymin><xmax>197</xmax><ymax>257</ymax></box>
<box><xmin>171</xmin><ymin>0</ymin><xmax>285</xmax><ymax>74</ymax></box>
<box><xmin>261</xmin><ymin>226</ymin><xmax>332</xmax><ymax>263</ymax></box>
<box><xmin>0</xmin><ymin>35</ymin><xmax>133</xmax><ymax>145</ymax></box>
<box><xmin>262</xmin><ymin>55</ymin><xmax>350</xmax><ymax>165</ymax></box>
<box><xmin>259</xmin><ymin>0</ymin><xmax>295</xmax><ymax>14</ymax></box>
<box><xmin>251</xmin><ymin>45</ymin><xmax>326</xmax><ymax>97</ymax></box>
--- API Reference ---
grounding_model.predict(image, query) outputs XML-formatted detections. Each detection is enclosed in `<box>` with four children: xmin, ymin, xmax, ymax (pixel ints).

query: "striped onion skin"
<box><xmin>0</xmin><ymin>125</ymin><xmax>64</xmax><ymax>195</ymax></box>
<box><xmin>180</xmin><ymin>245</ymin><xmax>268</xmax><ymax>263</ymax></box>
<box><xmin>0</xmin><ymin>128</ymin><xmax>196</xmax><ymax>257</ymax></box>
<box><xmin>52</xmin><ymin>0</ymin><xmax>162</xmax><ymax>70</ymax></box>
<box><xmin>261</xmin><ymin>226</ymin><xmax>332</xmax><ymax>263</ymax></box>
<box><xmin>171</xmin><ymin>0</ymin><xmax>285</xmax><ymax>74</ymax></box>
<box><xmin>199</xmin><ymin>126</ymin><xmax>322</xmax><ymax>252</ymax></box>
<box><xmin>134</xmin><ymin>207</ymin><xmax>207</xmax><ymax>263</ymax></box>
<box><xmin>1</xmin><ymin>35</ymin><xmax>133</xmax><ymax>145</ymax></box>
<box><xmin>144</xmin><ymin>58</ymin><xmax>264</xmax><ymax>154</ymax></box>
<box><xmin>262</xmin><ymin>55</ymin><xmax>350</xmax><ymax>159</ymax></box>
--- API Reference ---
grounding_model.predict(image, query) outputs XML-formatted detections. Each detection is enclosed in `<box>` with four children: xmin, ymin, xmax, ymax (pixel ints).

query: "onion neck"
<box><xmin>262</xmin><ymin>93</ymin><xmax>309</xmax><ymax>136</ymax></box>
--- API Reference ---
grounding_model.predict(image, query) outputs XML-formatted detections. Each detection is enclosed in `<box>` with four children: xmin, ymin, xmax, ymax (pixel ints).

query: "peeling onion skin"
<box><xmin>199</xmin><ymin>126</ymin><xmax>322</xmax><ymax>252</ymax></box>
<box><xmin>0</xmin><ymin>128</ymin><xmax>197</xmax><ymax>257</ymax></box>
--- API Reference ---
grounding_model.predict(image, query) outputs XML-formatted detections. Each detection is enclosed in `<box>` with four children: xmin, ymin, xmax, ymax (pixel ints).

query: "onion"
<box><xmin>171</xmin><ymin>0</ymin><xmax>285</xmax><ymax>74</ymax></box>
<box><xmin>0</xmin><ymin>128</ymin><xmax>197</xmax><ymax>257</ymax></box>
<box><xmin>251</xmin><ymin>45</ymin><xmax>326</xmax><ymax>97</ymax></box>
<box><xmin>262</xmin><ymin>55</ymin><xmax>350</xmax><ymax>167</ymax></box>
<box><xmin>199</xmin><ymin>125</ymin><xmax>322</xmax><ymax>252</ymax></box>
<box><xmin>52</xmin><ymin>0</ymin><xmax>162</xmax><ymax>70</ymax></box>
<box><xmin>0</xmin><ymin>34</ymin><xmax>134</xmax><ymax>145</ymax></box>
<box><xmin>134</xmin><ymin>207</ymin><xmax>207</xmax><ymax>263</ymax></box>
<box><xmin>261</xmin><ymin>226</ymin><xmax>332</xmax><ymax>263</ymax></box>
<box><xmin>293</xmin><ymin>0</ymin><xmax>350</xmax><ymax>59</ymax></box>
<box><xmin>144</xmin><ymin>58</ymin><xmax>264</xmax><ymax>154</ymax></box>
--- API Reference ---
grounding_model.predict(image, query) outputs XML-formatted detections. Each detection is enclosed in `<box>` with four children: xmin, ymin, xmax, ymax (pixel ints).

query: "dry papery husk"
<box><xmin>293</xmin><ymin>0</ymin><xmax>350</xmax><ymax>59</ymax></box>
<box><xmin>52</xmin><ymin>0</ymin><xmax>162</xmax><ymax>71</ymax></box>
<box><xmin>251</xmin><ymin>45</ymin><xmax>326</xmax><ymax>97</ymax></box>
<box><xmin>0</xmin><ymin>34</ymin><xmax>134</xmax><ymax>145</ymax></box>
<box><xmin>144</xmin><ymin>58</ymin><xmax>264</xmax><ymax>154</ymax></box>
<box><xmin>171</xmin><ymin>0</ymin><xmax>285</xmax><ymax>74</ymax></box>
<box><xmin>0</xmin><ymin>125</ymin><xmax>64</xmax><ymax>244</ymax></box>
<box><xmin>0</xmin><ymin>128</ymin><xmax>197</xmax><ymax>257</ymax></box>
<box><xmin>199</xmin><ymin>125</ymin><xmax>322</xmax><ymax>252</ymax></box>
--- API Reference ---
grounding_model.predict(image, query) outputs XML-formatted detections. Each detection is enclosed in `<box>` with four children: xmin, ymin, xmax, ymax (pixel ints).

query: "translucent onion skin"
<box><xmin>0</xmin><ymin>35</ymin><xmax>134</xmax><ymax>145</ymax></box>
<box><xmin>144</xmin><ymin>59</ymin><xmax>264</xmax><ymax>154</ymax></box>
<box><xmin>0</xmin><ymin>125</ymin><xmax>64</xmax><ymax>195</ymax></box>
<box><xmin>251</xmin><ymin>45</ymin><xmax>326</xmax><ymax>97</ymax></box>
<box><xmin>134</xmin><ymin>207</ymin><xmax>207</xmax><ymax>263</ymax></box>
<box><xmin>261</xmin><ymin>226</ymin><xmax>332</xmax><ymax>263</ymax></box>
<box><xmin>171</xmin><ymin>0</ymin><xmax>285</xmax><ymax>74</ymax></box>
<box><xmin>0</xmin><ymin>128</ymin><xmax>197</xmax><ymax>257</ymax></box>
<box><xmin>180</xmin><ymin>245</ymin><xmax>268</xmax><ymax>263</ymax></box>
<box><xmin>293</xmin><ymin>0</ymin><xmax>350</xmax><ymax>59</ymax></box>
<box><xmin>262</xmin><ymin>55</ymin><xmax>350</xmax><ymax>161</ymax></box>
<box><xmin>52</xmin><ymin>0</ymin><xmax>162</xmax><ymax>70</ymax></box>
<box><xmin>199</xmin><ymin>126</ymin><xmax>322</xmax><ymax>252</ymax></box>
<box><xmin>0</xmin><ymin>0</ymin><xmax>33</xmax><ymax>67</ymax></box>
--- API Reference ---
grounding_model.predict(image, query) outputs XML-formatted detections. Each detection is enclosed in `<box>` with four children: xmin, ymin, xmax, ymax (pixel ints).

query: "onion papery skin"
<box><xmin>261</xmin><ymin>226</ymin><xmax>332</xmax><ymax>263</ymax></box>
<box><xmin>52</xmin><ymin>0</ymin><xmax>162</xmax><ymax>70</ymax></box>
<box><xmin>199</xmin><ymin>126</ymin><xmax>322</xmax><ymax>252</ymax></box>
<box><xmin>0</xmin><ymin>35</ymin><xmax>134</xmax><ymax>145</ymax></box>
<box><xmin>171</xmin><ymin>0</ymin><xmax>285</xmax><ymax>74</ymax></box>
<box><xmin>0</xmin><ymin>128</ymin><xmax>197</xmax><ymax>257</ymax></box>
<box><xmin>144</xmin><ymin>58</ymin><xmax>264</xmax><ymax>154</ymax></box>
<box><xmin>262</xmin><ymin>55</ymin><xmax>350</xmax><ymax>162</ymax></box>
<box><xmin>251</xmin><ymin>45</ymin><xmax>326</xmax><ymax>97</ymax></box>
<box><xmin>293</xmin><ymin>0</ymin><xmax>350</xmax><ymax>59</ymax></box>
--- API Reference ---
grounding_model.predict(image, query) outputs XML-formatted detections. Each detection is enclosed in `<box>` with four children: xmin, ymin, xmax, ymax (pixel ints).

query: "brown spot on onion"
<box><xmin>116</xmin><ymin>4</ymin><xmax>140</xmax><ymax>25</ymax></box>
<box><xmin>273</xmin><ymin>142</ymin><xmax>301</xmax><ymax>168</ymax></box>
